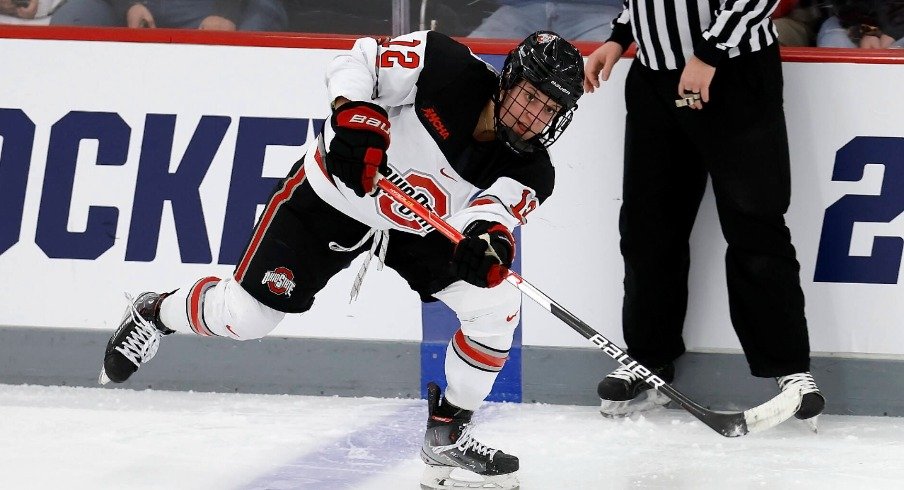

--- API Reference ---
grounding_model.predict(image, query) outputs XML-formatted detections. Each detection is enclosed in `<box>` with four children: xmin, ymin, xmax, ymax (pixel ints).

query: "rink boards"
<box><xmin>1</xmin><ymin>32</ymin><xmax>904</xmax><ymax>414</ymax></box>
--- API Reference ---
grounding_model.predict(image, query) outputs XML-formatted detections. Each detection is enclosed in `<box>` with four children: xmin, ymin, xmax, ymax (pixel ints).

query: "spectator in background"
<box><xmin>773</xmin><ymin>0</ymin><xmax>831</xmax><ymax>46</ymax></box>
<box><xmin>49</xmin><ymin>0</ymin><xmax>114</xmax><ymax>26</ymax></box>
<box><xmin>1</xmin><ymin>0</ymin><xmax>64</xmax><ymax>24</ymax></box>
<box><xmin>818</xmin><ymin>0</ymin><xmax>904</xmax><ymax>48</ymax></box>
<box><xmin>469</xmin><ymin>0</ymin><xmax>623</xmax><ymax>41</ymax></box>
<box><xmin>282</xmin><ymin>0</ymin><xmax>491</xmax><ymax>37</ymax></box>
<box><xmin>0</xmin><ymin>0</ymin><xmax>37</xmax><ymax>19</ymax></box>
<box><xmin>51</xmin><ymin>0</ymin><xmax>288</xmax><ymax>31</ymax></box>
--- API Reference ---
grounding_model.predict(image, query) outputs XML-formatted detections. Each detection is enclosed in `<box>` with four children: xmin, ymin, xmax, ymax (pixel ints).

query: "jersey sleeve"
<box><xmin>607</xmin><ymin>0</ymin><xmax>634</xmax><ymax>51</ymax></box>
<box><xmin>447</xmin><ymin>160</ymin><xmax>555</xmax><ymax>233</ymax></box>
<box><xmin>697</xmin><ymin>0</ymin><xmax>780</xmax><ymax>66</ymax></box>
<box><xmin>325</xmin><ymin>30</ymin><xmax>431</xmax><ymax>108</ymax></box>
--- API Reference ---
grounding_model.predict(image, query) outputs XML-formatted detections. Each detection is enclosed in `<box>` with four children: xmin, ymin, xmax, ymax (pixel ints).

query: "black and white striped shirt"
<box><xmin>608</xmin><ymin>0</ymin><xmax>780</xmax><ymax>70</ymax></box>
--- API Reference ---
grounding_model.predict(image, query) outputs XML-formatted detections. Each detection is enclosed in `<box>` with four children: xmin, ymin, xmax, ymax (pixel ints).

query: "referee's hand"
<box><xmin>677</xmin><ymin>56</ymin><xmax>716</xmax><ymax>110</ymax></box>
<box><xmin>584</xmin><ymin>41</ymin><xmax>624</xmax><ymax>93</ymax></box>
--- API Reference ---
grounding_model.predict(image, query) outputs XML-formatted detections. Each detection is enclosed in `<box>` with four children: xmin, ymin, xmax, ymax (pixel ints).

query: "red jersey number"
<box><xmin>379</xmin><ymin>39</ymin><xmax>422</xmax><ymax>69</ymax></box>
<box><xmin>510</xmin><ymin>190</ymin><xmax>539</xmax><ymax>224</ymax></box>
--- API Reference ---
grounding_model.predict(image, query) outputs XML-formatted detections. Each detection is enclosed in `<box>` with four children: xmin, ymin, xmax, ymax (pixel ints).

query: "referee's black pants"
<box><xmin>619</xmin><ymin>43</ymin><xmax>810</xmax><ymax>378</ymax></box>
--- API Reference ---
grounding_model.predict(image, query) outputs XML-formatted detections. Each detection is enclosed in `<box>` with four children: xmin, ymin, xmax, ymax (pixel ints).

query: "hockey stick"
<box><xmin>376</xmin><ymin>176</ymin><xmax>803</xmax><ymax>437</ymax></box>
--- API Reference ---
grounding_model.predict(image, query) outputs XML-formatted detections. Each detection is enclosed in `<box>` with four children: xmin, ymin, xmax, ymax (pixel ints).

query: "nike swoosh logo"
<box><xmin>506</xmin><ymin>312</ymin><xmax>518</xmax><ymax>322</ymax></box>
<box><xmin>439</xmin><ymin>167</ymin><xmax>457</xmax><ymax>181</ymax></box>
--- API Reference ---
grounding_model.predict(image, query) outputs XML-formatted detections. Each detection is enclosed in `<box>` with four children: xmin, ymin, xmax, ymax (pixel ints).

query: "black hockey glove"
<box><xmin>326</xmin><ymin>101</ymin><xmax>391</xmax><ymax>197</ymax></box>
<box><xmin>450</xmin><ymin>220</ymin><xmax>515</xmax><ymax>288</ymax></box>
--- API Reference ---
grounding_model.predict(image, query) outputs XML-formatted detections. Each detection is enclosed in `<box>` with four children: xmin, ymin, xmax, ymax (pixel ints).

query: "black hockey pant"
<box><xmin>619</xmin><ymin>43</ymin><xmax>810</xmax><ymax>378</ymax></box>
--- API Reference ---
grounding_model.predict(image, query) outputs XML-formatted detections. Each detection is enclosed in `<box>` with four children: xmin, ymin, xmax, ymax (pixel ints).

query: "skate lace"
<box><xmin>432</xmin><ymin>424</ymin><xmax>499</xmax><ymax>460</ymax></box>
<box><xmin>608</xmin><ymin>365</ymin><xmax>642</xmax><ymax>383</ymax></box>
<box><xmin>329</xmin><ymin>228</ymin><xmax>389</xmax><ymax>303</ymax></box>
<box><xmin>777</xmin><ymin>372</ymin><xmax>819</xmax><ymax>395</ymax></box>
<box><xmin>113</xmin><ymin>293</ymin><xmax>162</xmax><ymax>368</ymax></box>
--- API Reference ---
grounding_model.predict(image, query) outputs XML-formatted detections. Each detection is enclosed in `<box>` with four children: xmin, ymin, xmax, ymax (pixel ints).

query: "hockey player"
<box><xmin>99</xmin><ymin>30</ymin><xmax>583</xmax><ymax>489</ymax></box>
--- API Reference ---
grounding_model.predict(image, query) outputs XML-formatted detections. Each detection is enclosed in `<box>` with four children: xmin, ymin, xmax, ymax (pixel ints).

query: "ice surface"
<box><xmin>1</xmin><ymin>384</ymin><xmax>903</xmax><ymax>489</ymax></box>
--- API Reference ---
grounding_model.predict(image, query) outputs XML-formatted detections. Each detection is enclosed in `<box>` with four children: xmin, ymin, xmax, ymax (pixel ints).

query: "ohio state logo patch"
<box><xmin>377</xmin><ymin>170</ymin><xmax>450</xmax><ymax>234</ymax></box>
<box><xmin>262</xmin><ymin>267</ymin><xmax>296</xmax><ymax>297</ymax></box>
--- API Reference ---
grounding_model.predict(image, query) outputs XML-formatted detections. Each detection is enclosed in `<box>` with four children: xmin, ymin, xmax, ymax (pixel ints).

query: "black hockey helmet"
<box><xmin>496</xmin><ymin>30</ymin><xmax>584</xmax><ymax>154</ymax></box>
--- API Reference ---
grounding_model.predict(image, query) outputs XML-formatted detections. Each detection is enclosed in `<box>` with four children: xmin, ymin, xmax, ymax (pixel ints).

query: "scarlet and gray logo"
<box><xmin>262</xmin><ymin>267</ymin><xmax>296</xmax><ymax>297</ymax></box>
<box><xmin>535</xmin><ymin>32</ymin><xmax>558</xmax><ymax>44</ymax></box>
<box><xmin>377</xmin><ymin>170</ymin><xmax>449</xmax><ymax>234</ymax></box>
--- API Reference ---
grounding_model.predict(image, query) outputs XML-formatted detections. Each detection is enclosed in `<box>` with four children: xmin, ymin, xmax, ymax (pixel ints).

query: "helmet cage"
<box><xmin>495</xmin><ymin>31</ymin><xmax>583</xmax><ymax>154</ymax></box>
<box><xmin>494</xmin><ymin>84</ymin><xmax>576</xmax><ymax>154</ymax></box>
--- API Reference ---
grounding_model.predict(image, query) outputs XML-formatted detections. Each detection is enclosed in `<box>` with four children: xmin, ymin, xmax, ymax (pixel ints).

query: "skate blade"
<box><xmin>98</xmin><ymin>367</ymin><xmax>111</xmax><ymax>385</ymax></box>
<box><xmin>600</xmin><ymin>389</ymin><xmax>670</xmax><ymax>418</ymax></box>
<box><xmin>420</xmin><ymin>465</ymin><xmax>519</xmax><ymax>489</ymax></box>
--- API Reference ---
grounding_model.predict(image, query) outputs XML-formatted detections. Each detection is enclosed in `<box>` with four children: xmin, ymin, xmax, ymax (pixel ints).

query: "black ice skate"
<box><xmin>597</xmin><ymin>363</ymin><xmax>674</xmax><ymax>417</ymax></box>
<box><xmin>420</xmin><ymin>382</ymin><xmax>519</xmax><ymax>490</ymax></box>
<box><xmin>99</xmin><ymin>292</ymin><xmax>174</xmax><ymax>385</ymax></box>
<box><xmin>777</xmin><ymin>372</ymin><xmax>825</xmax><ymax>432</ymax></box>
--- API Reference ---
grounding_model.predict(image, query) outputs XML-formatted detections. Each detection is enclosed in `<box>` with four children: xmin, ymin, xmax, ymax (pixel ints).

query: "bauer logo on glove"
<box><xmin>326</xmin><ymin>100</ymin><xmax>391</xmax><ymax>197</ymax></box>
<box><xmin>346</xmin><ymin>113</ymin><xmax>390</xmax><ymax>134</ymax></box>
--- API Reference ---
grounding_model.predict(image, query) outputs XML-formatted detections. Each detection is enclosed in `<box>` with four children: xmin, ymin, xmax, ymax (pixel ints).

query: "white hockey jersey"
<box><xmin>306</xmin><ymin>30</ymin><xmax>555</xmax><ymax>236</ymax></box>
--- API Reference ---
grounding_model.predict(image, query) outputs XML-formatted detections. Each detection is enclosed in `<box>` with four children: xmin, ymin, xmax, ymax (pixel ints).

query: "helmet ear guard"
<box><xmin>496</xmin><ymin>30</ymin><xmax>585</xmax><ymax>154</ymax></box>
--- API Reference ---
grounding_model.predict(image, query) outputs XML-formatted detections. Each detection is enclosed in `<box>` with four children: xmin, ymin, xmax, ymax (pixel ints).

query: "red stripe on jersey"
<box><xmin>314</xmin><ymin>145</ymin><xmax>333</xmax><ymax>183</ymax></box>
<box><xmin>187</xmin><ymin>276</ymin><xmax>219</xmax><ymax>337</ymax></box>
<box><xmin>453</xmin><ymin>329</ymin><xmax>507</xmax><ymax>369</ymax></box>
<box><xmin>468</xmin><ymin>197</ymin><xmax>497</xmax><ymax>207</ymax></box>
<box><xmin>234</xmin><ymin>166</ymin><xmax>307</xmax><ymax>282</ymax></box>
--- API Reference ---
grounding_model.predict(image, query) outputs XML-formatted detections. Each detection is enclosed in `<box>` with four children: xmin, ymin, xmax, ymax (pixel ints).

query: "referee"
<box><xmin>585</xmin><ymin>1</ymin><xmax>825</xmax><ymax>426</ymax></box>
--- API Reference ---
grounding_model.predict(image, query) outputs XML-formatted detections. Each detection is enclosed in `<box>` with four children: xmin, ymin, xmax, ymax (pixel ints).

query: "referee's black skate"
<box><xmin>420</xmin><ymin>382</ymin><xmax>519</xmax><ymax>489</ymax></box>
<box><xmin>99</xmin><ymin>292</ymin><xmax>174</xmax><ymax>385</ymax></box>
<box><xmin>777</xmin><ymin>372</ymin><xmax>825</xmax><ymax>432</ymax></box>
<box><xmin>597</xmin><ymin>362</ymin><xmax>674</xmax><ymax>417</ymax></box>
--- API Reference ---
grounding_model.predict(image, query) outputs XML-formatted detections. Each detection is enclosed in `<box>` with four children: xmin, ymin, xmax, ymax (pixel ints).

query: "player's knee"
<box><xmin>225</xmin><ymin>306</ymin><xmax>283</xmax><ymax>340</ymax></box>
<box><xmin>222</xmin><ymin>280</ymin><xmax>285</xmax><ymax>340</ymax></box>
<box><xmin>457</xmin><ymin>285</ymin><xmax>521</xmax><ymax>338</ymax></box>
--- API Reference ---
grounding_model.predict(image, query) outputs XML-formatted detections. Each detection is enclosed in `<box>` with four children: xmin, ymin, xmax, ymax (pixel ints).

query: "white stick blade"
<box><xmin>743</xmin><ymin>387</ymin><xmax>803</xmax><ymax>433</ymax></box>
